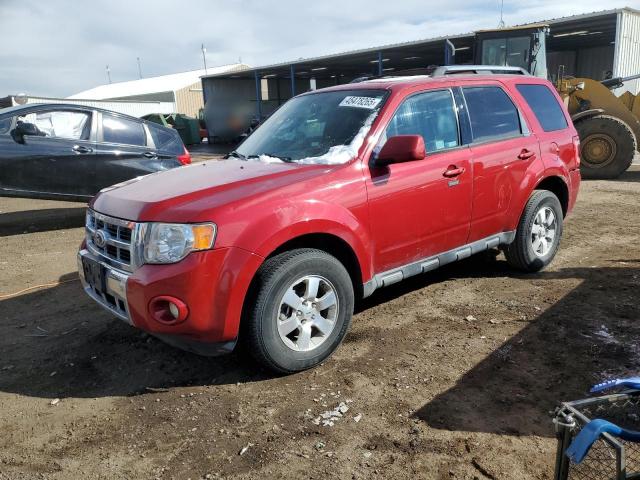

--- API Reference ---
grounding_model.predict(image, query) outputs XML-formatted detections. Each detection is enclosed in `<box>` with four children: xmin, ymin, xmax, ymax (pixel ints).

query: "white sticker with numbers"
<box><xmin>339</xmin><ymin>96</ymin><xmax>382</xmax><ymax>109</ymax></box>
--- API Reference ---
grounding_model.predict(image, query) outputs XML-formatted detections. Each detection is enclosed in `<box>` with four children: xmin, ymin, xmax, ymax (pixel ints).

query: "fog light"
<box><xmin>169</xmin><ymin>302</ymin><xmax>179</xmax><ymax>319</ymax></box>
<box><xmin>149</xmin><ymin>296</ymin><xmax>189</xmax><ymax>324</ymax></box>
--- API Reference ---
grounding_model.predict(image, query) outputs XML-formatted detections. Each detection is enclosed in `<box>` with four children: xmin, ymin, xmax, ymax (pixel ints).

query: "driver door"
<box><xmin>365</xmin><ymin>88</ymin><xmax>473</xmax><ymax>274</ymax></box>
<box><xmin>1</xmin><ymin>108</ymin><xmax>95</xmax><ymax>198</ymax></box>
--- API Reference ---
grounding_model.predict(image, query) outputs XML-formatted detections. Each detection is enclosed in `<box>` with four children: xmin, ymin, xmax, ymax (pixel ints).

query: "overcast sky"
<box><xmin>0</xmin><ymin>0</ymin><xmax>632</xmax><ymax>97</ymax></box>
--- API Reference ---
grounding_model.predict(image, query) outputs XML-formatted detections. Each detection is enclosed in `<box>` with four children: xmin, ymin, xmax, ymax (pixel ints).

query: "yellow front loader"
<box><xmin>470</xmin><ymin>26</ymin><xmax>640</xmax><ymax>179</ymax></box>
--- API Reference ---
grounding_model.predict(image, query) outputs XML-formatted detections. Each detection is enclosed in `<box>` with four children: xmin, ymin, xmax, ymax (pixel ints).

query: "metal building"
<box><xmin>201</xmin><ymin>7</ymin><xmax>640</xmax><ymax>140</ymax></box>
<box><xmin>69</xmin><ymin>64</ymin><xmax>249</xmax><ymax>117</ymax></box>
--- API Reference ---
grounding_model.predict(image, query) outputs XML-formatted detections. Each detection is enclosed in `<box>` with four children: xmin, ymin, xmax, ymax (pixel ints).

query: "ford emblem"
<box><xmin>94</xmin><ymin>230</ymin><xmax>107</xmax><ymax>249</ymax></box>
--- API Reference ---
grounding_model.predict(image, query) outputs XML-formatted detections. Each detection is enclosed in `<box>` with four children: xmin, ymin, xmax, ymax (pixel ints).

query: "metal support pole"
<box><xmin>378</xmin><ymin>51</ymin><xmax>383</xmax><ymax>76</ymax></box>
<box><xmin>290</xmin><ymin>65</ymin><xmax>296</xmax><ymax>98</ymax></box>
<box><xmin>254</xmin><ymin>71</ymin><xmax>262</xmax><ymax>120</ymax></box>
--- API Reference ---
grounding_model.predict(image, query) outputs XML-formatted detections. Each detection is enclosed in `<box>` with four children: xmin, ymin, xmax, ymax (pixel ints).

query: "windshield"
<box><xmin>236</xmin><ymin>89</ymin><xmax>387</xmax><ymax>164</ymax></box>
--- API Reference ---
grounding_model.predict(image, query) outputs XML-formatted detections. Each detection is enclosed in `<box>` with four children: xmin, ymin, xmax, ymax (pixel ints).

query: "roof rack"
<box><xmin>430</xmin><ymin>65</ymin><xmax>530</xmax><ymax>76</ymax></box>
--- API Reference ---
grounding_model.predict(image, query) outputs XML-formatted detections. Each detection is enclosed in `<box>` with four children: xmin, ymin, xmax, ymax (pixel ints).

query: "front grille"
<box><xmin>86</xmin><ymin>210</ymin><xmax>136</xmax><ymax>271</ymax></box>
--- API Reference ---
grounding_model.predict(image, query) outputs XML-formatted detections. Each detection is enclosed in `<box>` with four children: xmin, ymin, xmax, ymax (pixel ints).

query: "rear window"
<box><xmin>463</xmin><ymin>86</ymin><xmax>521</xmax><ymax>142</ymax></box>
<box><xmin>102</xmin><ymin>114</ymin><xmax>146</xmax><ymax>146</ymax></box>
<box><xmin>516</xmin><ymin>84</ymin><xmax>568</xmax><ymax>132</ymax></box>
<box><xmin>147</xmin><ymin>123</ymin><xmax>183</xmax><ymax>154</ymax></box>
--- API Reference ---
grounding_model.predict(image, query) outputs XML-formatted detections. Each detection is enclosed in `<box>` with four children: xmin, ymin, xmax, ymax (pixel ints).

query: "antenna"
<box><xmin>498</xmin><ymin>0</ymin><xmax>505</xmax><ymax>28</ymax></box>
<box><xmin>137</xmin><ymin>57</ymin><xmax>143</xmax><ymax>79</ymax></box>
<box><xmin>106</xmin><ymin>65</ymin><xmax>112</xmax><ymax>84</ymax></box>
<box><xmin>201</xmin><ymin>44</ymin><xmax>208</xmax><ymax>75</ymax></box>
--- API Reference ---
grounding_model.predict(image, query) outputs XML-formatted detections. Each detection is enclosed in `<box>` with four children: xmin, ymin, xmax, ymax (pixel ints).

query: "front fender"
<box><xmin>232</xmin><ymin>200</ymin><xmax>374</xmax><ymax>284</ymax></box>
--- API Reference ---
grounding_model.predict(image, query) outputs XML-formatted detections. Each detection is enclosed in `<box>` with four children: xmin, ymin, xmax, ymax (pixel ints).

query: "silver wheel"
<box><xmin>531</xmin><ymin>206</ymin><xmax>557</xmax><ymax>257</ymax></box>
<box><xmin>277</xmin><ymin>275</ymin><xmax>339</xmax><ymax>352</ymax></box>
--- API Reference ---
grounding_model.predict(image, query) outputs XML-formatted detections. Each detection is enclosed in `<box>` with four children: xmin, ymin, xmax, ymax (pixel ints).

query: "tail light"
<box><xmin>177</xmin><ymin>146</ymin><xmax>192</xmax><ymax>165</ymax></box>
<box><xmin>572</xmin><ymin>135</ymin><xmax>581</xmax><ymax>167</ymax></box>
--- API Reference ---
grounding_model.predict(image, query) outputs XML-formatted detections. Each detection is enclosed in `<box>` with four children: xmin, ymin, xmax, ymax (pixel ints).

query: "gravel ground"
<box><xmin>1</xmin><ymin>166</ymin><xmax>639</xmax><ymax>479</ymax></box>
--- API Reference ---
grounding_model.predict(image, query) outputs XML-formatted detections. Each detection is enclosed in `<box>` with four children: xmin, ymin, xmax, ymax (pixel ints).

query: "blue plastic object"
<box><xmin>566</xmin><ymin>419</ymin><xmax>640</xmax><ymax>463</ymax></box>
<box><xmin>590</xmin><ymin>377</ymin><xmax>640</xmax><ymax>394</ymax></box>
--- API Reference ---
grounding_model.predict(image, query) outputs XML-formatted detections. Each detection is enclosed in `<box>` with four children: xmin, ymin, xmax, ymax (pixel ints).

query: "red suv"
<box><xmin>78</xmin><ymin>74</ymin><xmax>580</xmax><ymax>373</ymax></box>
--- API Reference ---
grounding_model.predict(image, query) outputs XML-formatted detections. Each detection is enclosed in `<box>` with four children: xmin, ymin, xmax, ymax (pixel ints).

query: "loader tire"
<box><xmin>576</xmin><ymin>115</ymin><xmax>636</xmax><ymax>179</ymax></box>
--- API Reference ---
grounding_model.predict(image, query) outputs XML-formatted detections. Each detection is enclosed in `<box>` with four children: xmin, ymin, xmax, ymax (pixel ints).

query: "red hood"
<box><xmin>90</xmin><ymin>159</ymin><xmax>330</xmax><ymax>222</ymax></box>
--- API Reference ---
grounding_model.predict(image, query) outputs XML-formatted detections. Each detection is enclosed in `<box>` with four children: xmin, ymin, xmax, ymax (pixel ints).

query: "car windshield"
<box><xmin>236</xmin><ymin>89</ymin><xmax>387</xmax><ymax>164</ymax></box>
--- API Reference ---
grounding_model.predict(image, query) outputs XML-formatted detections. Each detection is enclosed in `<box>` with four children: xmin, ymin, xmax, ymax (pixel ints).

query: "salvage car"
<box><xmin>0</xmin><ymin>103</ymin><xmax>191</xmax><ymax>201</ymax></box>
<box><xmin>78</xmin><ymin>73</ymin><xmax>581</xmax><ymax>373</ymax></box>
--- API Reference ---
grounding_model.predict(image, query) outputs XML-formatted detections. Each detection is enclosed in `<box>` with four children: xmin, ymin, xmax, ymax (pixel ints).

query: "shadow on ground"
<box><xmin>0</xmin><ymin>207</ymin><xmax>86</xmax><ymax>236</ymax></box>
<box><xmin>1</xmin><ymin>252</ymin><xmax>638</xmax><ymax>422</ymax></box>
<box><xmin>415</xmin><ymin>260</ymin><xmax>640</xmax><ymax>438</ymax></box>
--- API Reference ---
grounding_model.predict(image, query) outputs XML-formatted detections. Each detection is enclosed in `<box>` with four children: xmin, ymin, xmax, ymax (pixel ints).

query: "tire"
<box><xmin>504</xmin><ymin>190</ymin><xmax>563</xmax><ymax>272</ymax></box>
<box><xmin>576</xmin><ymin>115</ymin><xmax>636</xmax><ymax>179</ymax></box>
<box><xmin>243</xmin><ymin>248</ymin><xmax>354</xmax><ymax>373</ymax></box>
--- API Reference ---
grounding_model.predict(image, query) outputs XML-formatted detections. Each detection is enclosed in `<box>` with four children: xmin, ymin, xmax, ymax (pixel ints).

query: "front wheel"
<box><xmin>243</xmin><ymin>248</ymin><xmax>354</xmax><ymax>373</ymax></box>
<box><xmin>576</xmin><ymin>115</ymin><xmax>636</xmax><ymax>179</ymax></box>
<box><xmin>504</xmin><ymin>190</ymin><xmax>563</xmax><ymax>272</ymax></box>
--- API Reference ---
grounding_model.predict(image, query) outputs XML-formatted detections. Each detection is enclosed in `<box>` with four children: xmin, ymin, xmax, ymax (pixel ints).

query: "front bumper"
<box><xmin>78</xmin><ymin>246</ymin><xmax>264</xmax><ymax>345</ymax></box>
<box><xmin>78</xmin><ymin>248</ymin><xmax>131</xmax><ymax>323</ymax></box>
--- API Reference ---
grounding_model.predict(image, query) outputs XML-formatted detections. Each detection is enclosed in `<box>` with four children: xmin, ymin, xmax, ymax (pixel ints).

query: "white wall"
<box><xmin>613</xmin><ymin>10</ymin><xmax>640</xmax><ymax>95</ymax></box>
<box><xmin>19</xmin><ymin>97</ymin><xmax>175</xmax><ymax>117</ymax></box>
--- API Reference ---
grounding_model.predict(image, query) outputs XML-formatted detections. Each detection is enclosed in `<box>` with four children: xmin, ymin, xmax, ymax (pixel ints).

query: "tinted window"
<box><xmin>0</xmin><ymin>117</ymin><xmax>11</xmax><ymax>134</ymax></box>
<box><xmin>102</xmin><ymin>114</ymin><xmax>146</xmax><ymax>146</ymax></box>
<box><xmin>463</xmin><ymin>86</ymin><xmax>521</xmax><ymax>142</ymax></box>
<box><xmin>385</xmin><ymin>89</ymin><xmax>459</xmax><ymax>152</ymax></box>
<box><xmin>147</xmin><ymin>122</ymin><xmax>183</xmax><ymax>154</ymax></box>
<box><xmin>481</xmin><ymin>36</ymin><xmax>531</xmax><ymax>70</ymax></box>
<box><xmin>17</xmin><ymin>110</ymin><xmax>91</xmax><ymax>140</ymax></box>
<box><xmin>516</xmin><ymin>84</ymin><xmax>568</xmax><ymax>132</ymax></box>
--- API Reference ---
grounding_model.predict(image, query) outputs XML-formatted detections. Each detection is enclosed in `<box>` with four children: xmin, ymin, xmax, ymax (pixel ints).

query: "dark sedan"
<box><xmin>0</xmin><ymin>103</ymin><xmax>191</xmax><ymax>202</ymax></box>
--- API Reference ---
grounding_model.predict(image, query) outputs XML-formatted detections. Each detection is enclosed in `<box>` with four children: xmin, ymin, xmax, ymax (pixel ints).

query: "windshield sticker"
<box><xmin>339</xmin><ymin>96</ymin><xmax>382</xmax><ymax>110</ymax></box>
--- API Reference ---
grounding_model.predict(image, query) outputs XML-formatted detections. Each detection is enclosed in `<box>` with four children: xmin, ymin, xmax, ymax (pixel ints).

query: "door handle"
<box><xmin>143</xmin><ymin>152</ymin><xmax>157</xmax><ymax>159</ymax></box>
<box><xmin>517</xmin><ymin>149</ymin><xmax>536</xmax><ymax>160</ymax></box>
<box><xmin>443</xmin><ymin>166</ymin><xmax>465</xmax><ymax>177</ymax></box>
<box><xmin>72</xmin><ymin>145</ymin><xmax>93</xmax><ymax>154</ymax></box>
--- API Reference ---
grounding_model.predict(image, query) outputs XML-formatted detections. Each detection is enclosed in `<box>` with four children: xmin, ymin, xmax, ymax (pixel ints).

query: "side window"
<box><xmin>463</xmin><ymin>86</ymin><xmax>521</xmax><ymax>142</ymax></box>
<box><xmin>385</xmin><ymin>89</ymin><xmax>460</xmax><ymax>153</ymax></box>
<box><xmin>481</xmin><ymin>37</ymin><xmax>531</xmax><ymax>70</ymax></box>
<box><xmin>0</xmin><ymin>117</ymin><xmax>11</xmax><ymax>134</ymax></box>
<box><xmin>102</xmin><ymin>114</ymin><xmax>146</xmax><ymax>146</ymax></box>
<box><xmin>16</xmin><ymin>110</ymin><xmax>91</xmax><ymax>140</ymax></box>
<box><xmin>147</xmin><ymin>123</ymin><xmax>183</xmax><ymax>154</ymax></box>
<box><xmin>516</xmin><ymin>84</ymin><xmax>568</xmax><ymax>132</ymax></box>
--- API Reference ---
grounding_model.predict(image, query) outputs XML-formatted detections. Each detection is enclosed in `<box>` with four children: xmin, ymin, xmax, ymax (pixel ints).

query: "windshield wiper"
<box><xmin>248</xmin><ymin>153</ymin><xmax>294</xmax><ymax>163</ymax></box>
<box><xmin>226</xmin><ymin>150</ymin><xmax>246</xmax><ymax>160</ymax></box>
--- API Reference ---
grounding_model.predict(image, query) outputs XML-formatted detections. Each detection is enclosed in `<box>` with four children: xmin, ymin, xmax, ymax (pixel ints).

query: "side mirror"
<box><xmin>11</xmin><ymin>122</ymin><xmax>40</xmax><ymax>143</ymax></box>
<box><xmin>374</xmin><ymin>135</ymin><xmax>426</xmax><ymax>166</ymax></box>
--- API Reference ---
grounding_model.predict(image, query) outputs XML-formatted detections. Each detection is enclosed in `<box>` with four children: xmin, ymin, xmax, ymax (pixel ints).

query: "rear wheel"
<box><xmin>576</xmin><ymin>115</ymin><xmax>636</xmax><ymax>179</ymax></box>
<box><xmin>504</xmin><ymin>190</ymin><xmax>563</xmax><ymax>272</ymax></box>
<box><xmin>243</xmin><ymin>248</ymin><xmax>354</xmax><ymax>373</ymax></box>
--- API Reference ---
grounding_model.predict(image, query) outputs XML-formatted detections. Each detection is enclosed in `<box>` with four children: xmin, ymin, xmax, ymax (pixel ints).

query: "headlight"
<box><xmin>138</xmin><ymin>223</ymin><xmax>216</xmax><ymax>264</ymax></box>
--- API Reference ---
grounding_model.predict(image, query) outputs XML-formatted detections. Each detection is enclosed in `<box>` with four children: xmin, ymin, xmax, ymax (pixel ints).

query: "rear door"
<box><xmin>461</xmin><ymin>83</ymin><xmax>542</xmax><ymax>242</ymax></box>
<box><xmin>514</xmin><ymin>83</ymin><xmax>576</xmax><ymax>172</ymax></box>
<box><xmin>0</xmin><ymin>108</ymin><xmax>95</xmax><ymax>198</ymax></box>
<box><xmin>94</xmin><ymin>112</ymin><xmax>166</xmax><ymax>192</ymax></box>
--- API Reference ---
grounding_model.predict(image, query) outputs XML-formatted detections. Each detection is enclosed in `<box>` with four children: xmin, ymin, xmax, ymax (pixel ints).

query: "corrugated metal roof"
<box><xmin>202</xmin><ymin>8</ymin><xmax>639</xmax><ymax>79</ymax></box>
<box><xmin>69</xmin><ymin>63</ymin><xmax>249</xmax><ymax>100</ymax></box>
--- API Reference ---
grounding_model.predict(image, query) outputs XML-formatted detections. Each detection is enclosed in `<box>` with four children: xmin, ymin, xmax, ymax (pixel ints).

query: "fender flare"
<box><xmin>232</xmin><ymin>203</ymin><xmax>375</xmax><ymax>286</ymax></box>
<box><xmin>571</xmin><ymin>108</ymin><xmax>605</xmax><ymax>123</ymax></box>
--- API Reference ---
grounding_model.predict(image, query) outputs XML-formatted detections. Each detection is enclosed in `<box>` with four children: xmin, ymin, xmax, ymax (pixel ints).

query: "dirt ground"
<box><xmin>1</xmin><ymin>167</ymin><xmax>640</xmax><ymax>480</ymax></box>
